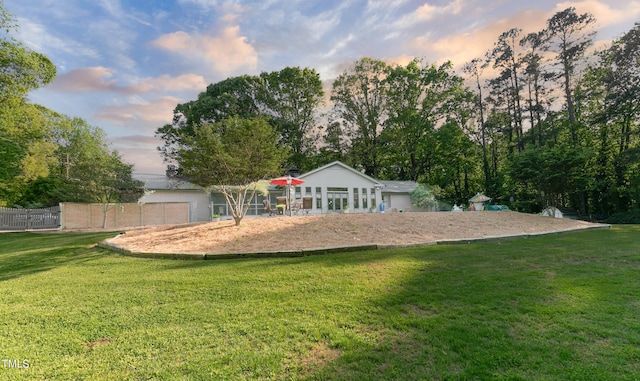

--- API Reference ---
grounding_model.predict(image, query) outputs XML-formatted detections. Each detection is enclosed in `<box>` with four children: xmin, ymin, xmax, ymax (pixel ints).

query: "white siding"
<box><xmin>383</xmin><ymin>194</ymin><xmax>413</xmax><ymax>212</ymax></box>
<box><xmin>139</xmin><ymin>190</ymin><xmax>211</xmax><ymax>222</ymax></box>
<box><xmin>300</xmin><ymin>164</ymin><xmax>382</xmax><ymax>213</ymax></box>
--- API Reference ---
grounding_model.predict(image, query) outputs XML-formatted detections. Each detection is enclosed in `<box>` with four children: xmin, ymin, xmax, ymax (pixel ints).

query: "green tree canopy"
<box><xmin>157</xmin><ymin>67</ymin><xmax>323</xmax><ymax>172</ymax></box>
<box><xmin>0</xmin><ymin>2</ymin><xmax>57</xmax><ymax>205</ymax></box>
<box><xmin>177</xmin><ymin>117</ymin><xmax>288</xmax><ymax>226</ymax></box>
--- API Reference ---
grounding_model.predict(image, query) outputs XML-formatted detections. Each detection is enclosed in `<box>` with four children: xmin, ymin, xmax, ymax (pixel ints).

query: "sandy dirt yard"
<box><xmin>108</xmin><ymin>211</ymin><xmax>605</xmax><ymax>255</ymax></box>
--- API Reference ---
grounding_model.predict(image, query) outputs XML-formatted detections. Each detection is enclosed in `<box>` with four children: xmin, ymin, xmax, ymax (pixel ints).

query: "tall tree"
<box><xmin>258</xmin><ymin>67</ymin><xmax>324</xmax><ymax>169</ymax></box>
<box><xmin>48</xmin><ymin>115</ymin><xmax>143</xmax><ymax>226</ymax></box>
<box><xmin>316</xmin><ymin>120</ymin><xmax>348</xmax><ymax>166</ymax></box>
<box><xmin>176</xmin><ymin>117</ymin><xmax>288</xmax><ymax>226</ymax></box>
<box><xmin>331</xmin><ymin>58</ymin><xmax>388</xmax><ymax>178</ymax></box>
<box><xmin>583</xmin><ymin>23</ymin><xmax>640</xmax><ymax>213</ymax></box>
<box><xmin>432</xmin><ymin>121</ymin><xmax>480</xmax><ymax>205</ymax></box>
<box><xmin>519</xmin><ymin>31</ymin><xmax>549</xmax><ymax>147</ymax></box>
<box><xmin>382</xmin><ymin>59</ymin><xmax>460</xmax><ymax>182</ymax></box>
<box><xmin>462</xmin><ymin>58</ymin><xmax>491</xmax><ymax>192</ymax></box>
<box><xmin>488</xmin><ymin>28</ymin><xmax>525</xmax><ymax>152</ymax></box>
<box><xmin>545</xmin><ymin>7</ymin><xmax>596</xmax><ymax>144</ymax></box>
<box><xmin>74</xmin><ymin>150</ymin><xmax>143</xmax><ymax>228</ymax></box>
<box><xmin>545</xmin><ymin>7</ymin><xmax>596</xmax><ymax>215</ymax></box>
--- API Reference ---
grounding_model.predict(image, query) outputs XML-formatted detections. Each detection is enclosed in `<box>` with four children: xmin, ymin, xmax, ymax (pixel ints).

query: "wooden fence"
<box><xmin>0</xmin><ymin>206</ymin><xmax>61</xmax><ymax>230</ymax></box>
<box><xmin>60</xmin><ymin>202</ymin><xmax>190</xmax><ymax>230</ymax></box>
<box><xmin>0</xmin><ymin>203</ymin><xmax>191</xmax><ymax>231</ymax></box>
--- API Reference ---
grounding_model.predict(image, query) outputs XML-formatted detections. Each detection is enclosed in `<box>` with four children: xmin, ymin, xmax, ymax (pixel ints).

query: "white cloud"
<box><xmin>176</xmin><ymin>0</ymin><xmax>248</xmax><ymax>15</ymax></box>
<box><xmin>15</xmin><ymin>17</ymin><xmax>99</xmax><ymax>63</ymax></box>
<box><xmin>323</xmin><ymin>34</ymin><xmax>356</xmax><ymax>59</ymax></box>
<box><xmin>417</xmin><ymin>0</ymin><xmax>467</xmax><ymax>20</ymax></box>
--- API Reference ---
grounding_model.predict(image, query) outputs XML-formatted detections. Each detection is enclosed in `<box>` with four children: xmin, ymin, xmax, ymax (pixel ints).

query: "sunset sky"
<box><xmin>6</xmin><ymin>0</ymin><xmax>640</xmax><ymax>174</ymax></box>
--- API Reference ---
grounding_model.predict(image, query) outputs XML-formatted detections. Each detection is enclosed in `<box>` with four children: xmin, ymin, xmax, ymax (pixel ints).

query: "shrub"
<box><xmin>605</xmin><ymin>210</ymin><xmax>640</xmax><ymax>224</ymax></box>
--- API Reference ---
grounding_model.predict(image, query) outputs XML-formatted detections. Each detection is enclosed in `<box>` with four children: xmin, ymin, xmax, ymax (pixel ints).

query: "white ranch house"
<box><xmin>136</xmin><ymin>161</ymin><xmax>418</xmax><ymax>221</ymax></box>
<box><xmin>293</xmin><ymin>161</ymin><xmax>417</xmax><ymax>213</ymax></box>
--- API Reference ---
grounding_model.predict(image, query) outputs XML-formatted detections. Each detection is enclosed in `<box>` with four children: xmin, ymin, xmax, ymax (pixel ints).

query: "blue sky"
<box><xmin>6</xmin><ymin>0</ymin><xmax>640</xmax><ymax>174</ymax></box>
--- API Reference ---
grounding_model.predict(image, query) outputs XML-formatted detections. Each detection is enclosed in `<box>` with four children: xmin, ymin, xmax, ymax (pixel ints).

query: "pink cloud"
<box><xmin>409</xmin><ymin>8</ymin><xmax>551</xmax><ymax>67</ymax></box>
<box><xmin>49</xmin><ymin>67</ymin><xmax>151</xmax><ymax>93</ymax></box>
<box><xmin>151</xmin><ymin>26</ymin><xmax>258</xmax><ymax>75</ymax></box>
<box><xmin>49</xmin><ymin>67</ymin><xmax>206</xmax><ymax>95</ymax></box>
<box><xmin>96</xmin><ymin>96</ymin><xmax>180</xmax><ymax>127</ymax></box>
<box><xmin>556</xmin><ymin>1</ymin><xmax>640</xmax><ymax>28</ymax></box>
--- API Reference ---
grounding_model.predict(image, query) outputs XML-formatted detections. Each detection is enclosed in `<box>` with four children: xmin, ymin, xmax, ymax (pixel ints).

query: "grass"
<box><xmin>1</xmin><ymin>226</ymin><xmax>639</xmax><ymax>380</ymax></box>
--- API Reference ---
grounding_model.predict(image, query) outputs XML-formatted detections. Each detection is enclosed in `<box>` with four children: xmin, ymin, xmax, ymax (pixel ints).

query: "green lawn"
<box><xmin>1</xmin><ymin>226</ymin><xmax>639</xmax><ymax>380</ymax></box>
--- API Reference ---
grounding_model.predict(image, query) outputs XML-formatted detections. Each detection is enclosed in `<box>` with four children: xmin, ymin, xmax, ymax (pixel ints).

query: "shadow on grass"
<box><xmin>294</xmin><ymin>226</ymin><xmax>640</xmax><ymax>380</ymax></box>
<box><xmin>136</xmin><ymin>226</ymin><xmax>640</xmax><ymax>379</ymax></box>
<box><xmin>0</xmin><ymin>232</ymin><xmax>116</xmax><ymax>281</ymax></box>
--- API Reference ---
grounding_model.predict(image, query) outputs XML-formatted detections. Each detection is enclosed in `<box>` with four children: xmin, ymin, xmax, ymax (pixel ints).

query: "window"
<box><xmin>212</xmin><ymin>192</ymin><xmax>265</xmax><ymax>216</ymax></box>
<box><xmin>315</xmin><ymin>187</ymin><xmax>322</xmax><ymax>209</ymax></box>
<box><xmin>362</xmin><ymin>188</ymin><xmax>368</xmax><ymax>209</ymax></box>
<box><xmin>211</xmin><ymin>193</ymin><xmax>227</xmax><ymax>216</ymax></box>
<box><xmin>371</xmin><ymin>188</ymin><xmax>377</xmax><ymax>211</ymax></box>
<box><xmin>353</xmin><ymin>188</ymin><xmax>359</xmax><ymax>209</ymax></box>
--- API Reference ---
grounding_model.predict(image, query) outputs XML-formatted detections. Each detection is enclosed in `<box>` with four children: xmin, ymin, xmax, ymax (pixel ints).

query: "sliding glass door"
<box><xmin>326</xmin><ymin>187</ymin><xmax>348</xmax><ymax>212</ymax></box>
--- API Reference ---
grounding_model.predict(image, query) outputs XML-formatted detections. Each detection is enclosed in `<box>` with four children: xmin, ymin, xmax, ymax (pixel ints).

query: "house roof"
<box><xmin>135</xmin><ymin>163</ymin><xmax>419</xmax><ymax>194</ymax></box>
<box><xmin>134</xmin><ymin>174</ymin><xmax>204</xmax><ymax>191</ymax></box>
<box><xmin>379</xmin><ymin>180</ymin><xmax>419</xmax><ymax>194</ymax></box>
<box><xmin>299</xmin><ymin>161</ymin><xmax>384</xmax><ymax>187</ymax></box>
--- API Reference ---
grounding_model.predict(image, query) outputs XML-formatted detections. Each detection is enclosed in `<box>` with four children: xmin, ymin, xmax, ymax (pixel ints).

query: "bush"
<box><xmin>410</xmin><ymin>184</ymin><xmax>442</xmax><ymax>210</ymax></box>
<box><xmin>605</xmin><ymin>210</ymin><xmax>640</xmax><ymax>224</ymax></box>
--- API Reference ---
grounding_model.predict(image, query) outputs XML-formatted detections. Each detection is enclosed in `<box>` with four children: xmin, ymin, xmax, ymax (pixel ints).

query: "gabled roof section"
<box><xmin>299</xmin><ymin>161</ymin><xmax>384</xmax><ymax>187</ymax></box>
<box><xmin>379</xmin><ymin>180</ymin><xmax>419</xmax><ymax>194</ymax></box>
<box><xmin>134</xmin><ymin>174</ymin><xmax>204</xmax><ymax>191</ymax></box>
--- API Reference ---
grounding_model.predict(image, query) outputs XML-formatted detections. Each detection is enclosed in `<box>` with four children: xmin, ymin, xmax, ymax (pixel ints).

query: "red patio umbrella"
<box><xmin>269</xmin><ymin>176</ymin><xmax>305</xmax><ymax>186</ymax></box>
<box><xmin>270</xmin><ymin>176</ymin><xmax>305</xmax><ymax>216</ymax></box>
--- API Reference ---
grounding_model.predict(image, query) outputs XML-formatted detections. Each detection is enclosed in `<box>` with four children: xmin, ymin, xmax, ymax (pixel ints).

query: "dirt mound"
<box><xmin>108</xmin><ymin>211</ymin><xmax>603</xmax><ymax>255</ymax></box>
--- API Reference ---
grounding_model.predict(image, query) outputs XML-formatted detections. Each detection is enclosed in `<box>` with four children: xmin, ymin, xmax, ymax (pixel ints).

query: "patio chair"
<box><xmin>262</xmin><ymin>199</ymin><xmax>276</xmax><ymax>216</ymax></box>
<box><xmin>290</xmin><ymin>199</ymin><xmax>304</xmax><ymax>215</ymax></box>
